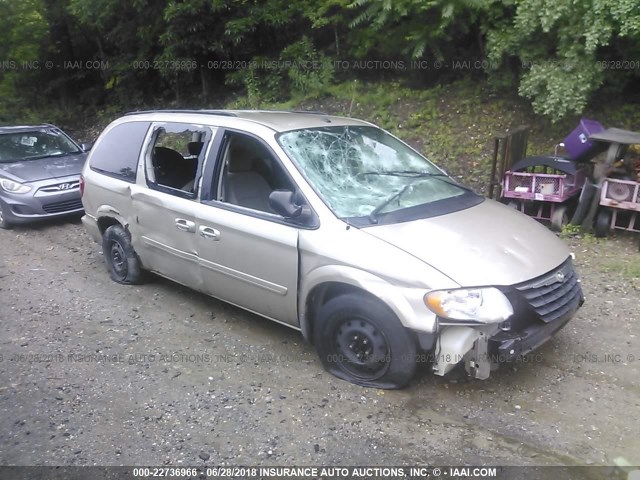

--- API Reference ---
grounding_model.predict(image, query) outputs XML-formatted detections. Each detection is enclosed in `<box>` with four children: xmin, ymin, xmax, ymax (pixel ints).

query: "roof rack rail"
<box><xmin>290</xmin><ymin>110</ymin><xmax>329</xmax><ymax>115</ymax></box>
<box><xmin>124</xmin><ymin>109</ymin><xmax>238</xmax><ymax>117</ymax></box>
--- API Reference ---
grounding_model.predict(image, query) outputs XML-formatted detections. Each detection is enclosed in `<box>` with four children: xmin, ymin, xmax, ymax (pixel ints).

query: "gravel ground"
<box><xmin>0</xmin><ymin>218</ymin><xmax>638</xmax><ymax>471</ymax></box>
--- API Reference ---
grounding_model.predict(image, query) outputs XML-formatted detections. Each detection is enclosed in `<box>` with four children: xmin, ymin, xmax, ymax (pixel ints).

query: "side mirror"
<box><xmin>269</xmin><ymin>190</ymin><xmax>302</xmax><ymax>218</ymax></box>
<box><xmin>81</xmin><ymin>142</ymin><xmax>94</xmax><ymax>152</ymax></box>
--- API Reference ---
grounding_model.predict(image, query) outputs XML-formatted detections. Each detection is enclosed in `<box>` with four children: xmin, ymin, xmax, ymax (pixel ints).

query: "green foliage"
<box><xmin>560</xmin><ymin>223</ymin><xmax>582</xmax><ymax>238</ymax></box>
<box><xmin>518</xmin><ymin>61</ymin><xmax>604</xmax><ymax>120</ymax></box>
<box><xmin>227</xmin><ymin>68</ymin><xmax>280</xmax><ymax>109</ymax></box>
<box><xmin>0</xmin><ymin>0</ymin><xmax>49</xmax><ymax>120</ymax></box>
<box><xmin>1</xmin><ymin>0</ymin><xmax>640</xmax><ymax>124</ymax></box>
<box><xmin>281</xmin><ymin>38</ymin><xmax>335</xmax><ymax>95</ymax></box>
<box><xmin>486</xmin><ymin>0</ymin><xmax>640</xmax><ymax>120</ymax></box>
<box><xmin>349</xmin><ymin>0</ymin><xmax>486</xmax><ymax>59</ymax></box>
<box><xmin>227</xmin><ymin>37</ymin><xmax>335</xmax><ymax>108</ymax></box>
<box><xmin>0</xmin><ymin>0</ymin><xmax>48</xmax><ymax>61</ymax></box>
<box><xmin>68</xmin><ymin>0</ymin><xmax>168</xmax><ymax>102</ymax></box>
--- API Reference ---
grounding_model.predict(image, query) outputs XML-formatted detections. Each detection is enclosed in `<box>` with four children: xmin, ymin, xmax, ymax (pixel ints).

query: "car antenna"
<box><xmin>348</xmin><ymin>80</ymin><xmax>358</xmax><ymax>117</ymax></box>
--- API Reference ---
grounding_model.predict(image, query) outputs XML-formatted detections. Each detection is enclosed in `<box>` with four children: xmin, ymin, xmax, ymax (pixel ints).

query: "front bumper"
<box><xmin>81</xmin><ymin>213</ymin><xmax>101</xmax><ymax>243</ymax></box>
<box><xmin>433</xmin><ymin>257</ymin><xmax>584</xmax><ymax>378</ymax></box>
<box><xmin>491</xmin><ymin>256</ymin><xmax>584</xmax><ymax>362</ymax></box>
<box><xmin>0</xmin><ymin>175</ymin><xmax>83</xmax><ymax>225</ymax></box>
<box><xmin>489</xmin><ymin>307</ymin><xmax>574</xmax><ymax>362</ymax></box>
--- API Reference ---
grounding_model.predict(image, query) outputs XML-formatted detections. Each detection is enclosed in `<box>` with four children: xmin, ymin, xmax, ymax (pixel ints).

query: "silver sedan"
<box><xmin>0</xmin><ymin>124</ymin><xmax>89</xmax><ymax>229</ymax></box>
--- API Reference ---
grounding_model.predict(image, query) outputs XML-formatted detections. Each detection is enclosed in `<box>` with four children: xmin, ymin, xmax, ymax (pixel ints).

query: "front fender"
<box><xmin>299</xmin><ymin>264</ymin><xmax>438</xmax><ymax>341</ymax></box>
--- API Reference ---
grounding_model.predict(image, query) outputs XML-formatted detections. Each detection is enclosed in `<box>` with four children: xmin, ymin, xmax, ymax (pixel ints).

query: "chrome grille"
<box><xmin>42</xmin><ymin>198</ymin><xmax>83</xmax><ymax>213</ymax></box>
<box><xmin>39</xmin><ymin>180</ymin><xmax>80</xmax><ymax>193</ymax></box>
<box><xmin>515</xmin><ymin>258</ymin><xmax>582</xmax><ymax>323</ymax></box>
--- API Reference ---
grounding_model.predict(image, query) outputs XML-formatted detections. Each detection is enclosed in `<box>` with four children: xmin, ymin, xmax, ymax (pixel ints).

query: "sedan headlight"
<box><xmin>0</xmin><ymin>178</ymin><xmax>32</xmax><ymax>194</ymax></box>
<box><xmin>424</xmin><ymin>287</ymin><xmax>513</xmax><ymax>323</ymax></box>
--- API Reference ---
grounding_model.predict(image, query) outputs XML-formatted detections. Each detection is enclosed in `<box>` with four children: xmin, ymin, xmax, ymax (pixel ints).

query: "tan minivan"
<box><xmin>81</xmin><ymin>110</ymin><xmax>583</xmax><ymax>388</ymax></box>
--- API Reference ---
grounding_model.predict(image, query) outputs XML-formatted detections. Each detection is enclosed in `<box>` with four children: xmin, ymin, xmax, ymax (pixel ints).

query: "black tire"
<box><xmin>594</xmin><ymin>209</ymin><xmax>612</xmax><ymax>238</ymax></box>
<box><xmin>314</xmin><ymin>293</ymin><xmax>417</xmax><ymax>389</ymax></box>
<box><xmin>102</xmin><ymin>224</ymin><xmax>144</xmax><ymax>284</ymax></box>
<box><xmin>550</xmin><ymin>205</ymin><xmax>569</xmax><ymax>232</ymax></box>
<box><xmin>0</xmin><ymin>204</ymin><xmax>12</xmax><ymax>230</ymax></box>
<box><xmin>571</xmin><ymin>180</ymin><xmax>595</xmax><ymax>225</ymax></box>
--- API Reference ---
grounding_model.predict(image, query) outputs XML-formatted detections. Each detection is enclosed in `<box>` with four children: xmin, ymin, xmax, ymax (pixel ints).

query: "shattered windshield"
<box><xmin>0</xmin><ymin>129</ymin><xmax>81</xmax><ymax>163</ymax></box>
<box><xmin>277</xmin><ymin>125</ymin><xmax>470</xmax><ymax>219</ymax></box>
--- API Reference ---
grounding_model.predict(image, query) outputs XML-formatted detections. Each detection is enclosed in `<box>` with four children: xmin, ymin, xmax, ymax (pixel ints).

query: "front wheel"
<box><xmin>314</xmin><ymin>293</ymin><xmax>417</xmax><ymax>389</ymax></box>
<box><xmin>0</xmin><ymin>204</ymin><xmax>12</xmax><ymax>230</ymax></box>
<box><xmin>102</xmin><ymin>224</ymin><xmax>144</xmax><ymax>284</ymax></box>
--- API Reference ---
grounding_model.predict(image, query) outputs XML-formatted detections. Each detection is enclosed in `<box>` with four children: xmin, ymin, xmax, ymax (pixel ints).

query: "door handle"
<box><xmin>199</xmin><ymin>226</ymin><xmax>220</xmax><ymax>240</ymax></box>
<box><xmin>175</xmin><ymin>218</ymin><xmax>196</xmax><ymax>233</ymax></box>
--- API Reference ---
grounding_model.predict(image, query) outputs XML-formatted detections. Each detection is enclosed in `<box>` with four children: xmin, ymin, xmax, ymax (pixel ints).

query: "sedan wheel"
<box><xmin>0</xmin><ymin>204</ymin><xmax>11</xmax><ymax>230</ymax></box>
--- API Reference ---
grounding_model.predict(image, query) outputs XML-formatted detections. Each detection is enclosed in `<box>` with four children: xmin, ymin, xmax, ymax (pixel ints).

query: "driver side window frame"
<box><xmin>200</xmin><ymin>128</ymin><xmax>318</xmax><ymax>228</ymax></box>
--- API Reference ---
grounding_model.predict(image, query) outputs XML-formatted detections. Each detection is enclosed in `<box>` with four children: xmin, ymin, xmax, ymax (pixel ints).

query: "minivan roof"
<box><xmin>123</xmin><ymin>109</ymin><xmax>370</xmax><ymax>132</ymax></box>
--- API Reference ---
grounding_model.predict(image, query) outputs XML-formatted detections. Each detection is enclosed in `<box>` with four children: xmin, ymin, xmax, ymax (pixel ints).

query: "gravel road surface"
<box><xmin>0</xmin><ymin>219</ymin><xmax>638</xmax><ymax>472</ymax></box>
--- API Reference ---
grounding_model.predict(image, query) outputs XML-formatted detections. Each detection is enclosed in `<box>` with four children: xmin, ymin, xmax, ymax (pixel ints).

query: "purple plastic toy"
<box><xmin>563</xmin><ymin>119</ymin><xmax>604</xmax><ymax>160</ymax></box>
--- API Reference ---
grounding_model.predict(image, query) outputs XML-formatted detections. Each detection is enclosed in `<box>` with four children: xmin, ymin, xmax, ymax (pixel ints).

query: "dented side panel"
<box><xmin>298</xmin><ymin>221</ymin><xmax>459</xmax><ymax>337</ymax></box>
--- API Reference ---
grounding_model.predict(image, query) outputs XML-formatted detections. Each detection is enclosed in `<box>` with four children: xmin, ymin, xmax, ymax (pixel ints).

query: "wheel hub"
<box><xmin>110</xmin><ymin>241</ymin><xmax>127</xmax><ymax>277</ymax></box>
<box><xmin>348</xmin><ymin>334</ymin><xmax>374</xmax><ymax>361</ymax></box>
<box><xmin>335</xmin><ymin>319</ymin><xmax>389</xmax><ymax>377</ymax></box>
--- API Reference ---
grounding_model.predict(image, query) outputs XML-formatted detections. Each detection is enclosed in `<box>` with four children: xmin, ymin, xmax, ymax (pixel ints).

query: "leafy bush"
<box><xmin>486</xmin><ymin>0</ymin><xmax>640</xmax><ymax>120</ymax></box>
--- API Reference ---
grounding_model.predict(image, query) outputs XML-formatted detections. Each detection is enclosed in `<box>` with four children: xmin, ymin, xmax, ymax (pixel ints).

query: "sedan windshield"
<box><xmin>0</xmin><ymin>129</ymin><xmax>81</xmax><ymax>163</ymax></box>
<box><xmin>278</xmin><ymin>125</ymin><xmax>474</xmax><ymax>220</ymax></box>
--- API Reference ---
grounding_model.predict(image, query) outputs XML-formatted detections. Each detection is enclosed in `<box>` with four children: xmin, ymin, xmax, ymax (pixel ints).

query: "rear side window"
<box><xmin>90</xmin><ymin>121</ymin><xmax>150</xmax><ymax>182</ymax></box>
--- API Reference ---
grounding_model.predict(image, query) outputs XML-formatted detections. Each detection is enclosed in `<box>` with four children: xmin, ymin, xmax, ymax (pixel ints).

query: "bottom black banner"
<box><xmin>0</xmin><ymin>465</ymin><xmax>637</xmax><ymax>480</ymax></box>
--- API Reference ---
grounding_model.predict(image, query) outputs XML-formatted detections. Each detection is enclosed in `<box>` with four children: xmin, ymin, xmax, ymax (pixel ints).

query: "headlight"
<box><xmin>0</xmin><ymin>178</ymin><xmax>32</xmax><ymax>194</ymax></box>
<box><xmin>424</xmin><ymin>287</ymin><xmax>513</xmax><ymax>323</ymax></box>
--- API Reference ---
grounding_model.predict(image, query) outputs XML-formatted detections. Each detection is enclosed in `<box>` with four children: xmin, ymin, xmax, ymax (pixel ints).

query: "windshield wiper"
<box><xmin>368</xmin><ymin>183</ymin><xmax>414</xmax><ymax>224</ymax></box>
<box><xmin>363</xmin><ymin>170</ymin><xmax>448</xmax><ymax>178</ymax></box>
<box><xmin>367</xmin><ymin>172</ymin><xmax>475</xmax><ymax>224</ymax></box>
<box><xmin>22</xmin><ymin>152</ymin><xmax>71</xmax><ymax>161</ymax></box>
<box><xmin>429</xmin><ymin>175</ymin><xmax>476</xmax><ymax>194</ymax></box>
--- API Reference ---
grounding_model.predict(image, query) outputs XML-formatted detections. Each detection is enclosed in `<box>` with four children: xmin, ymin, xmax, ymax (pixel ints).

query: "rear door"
<box><xmin>196</xmin><ymin>130</ymin><xmax>307</xmax><ymax>326</ymax></box>
<box><xmin>131</xmin><ymin>122</ymin><xmax>214</xmax><ymax>289</ymax></box>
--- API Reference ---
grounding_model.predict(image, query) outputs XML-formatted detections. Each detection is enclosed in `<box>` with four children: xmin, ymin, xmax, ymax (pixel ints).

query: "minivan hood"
<box><xmin>0</xmin><ymin>153</ymin><xmax>86</xmax><ymax>182</ymax></box>
<box><xmin>363</xmin><ymin>199</ymin><xmax>570</xmax><ymax>286</ymax></box>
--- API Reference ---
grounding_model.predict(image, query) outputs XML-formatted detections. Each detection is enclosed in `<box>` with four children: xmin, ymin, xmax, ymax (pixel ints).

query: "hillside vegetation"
<box><xmin>1</xmin><ymin>0</ymin><xmax>640</xmax><ymax>126</ymax></box>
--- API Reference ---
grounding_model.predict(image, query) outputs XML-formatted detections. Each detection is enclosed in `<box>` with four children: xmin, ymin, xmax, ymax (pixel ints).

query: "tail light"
<box><xmin>79</xmin><ymin>174</ymin><xmax>85</xmax><ymax>197</ymax></box>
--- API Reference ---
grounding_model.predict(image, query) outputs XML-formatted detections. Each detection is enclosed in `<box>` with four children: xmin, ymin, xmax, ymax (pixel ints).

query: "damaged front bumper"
<box><xmin>432</xmin><ymin>257</ymin><xmax>584</xmax><ymax>379</ymax></box>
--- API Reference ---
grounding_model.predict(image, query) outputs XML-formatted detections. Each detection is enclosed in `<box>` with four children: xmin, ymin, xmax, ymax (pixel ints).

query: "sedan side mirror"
<box><xmin>81</xmin><ymin>142</ymin><xmax>94</xmax><ymax>152</ymax></box>
<box><xmin>269</xmin><ymin>190</ymin><xmax>303</xmax><ymax>218</ymax></box>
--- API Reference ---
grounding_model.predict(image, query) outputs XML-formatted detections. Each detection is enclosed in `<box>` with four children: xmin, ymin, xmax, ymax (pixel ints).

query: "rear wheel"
<box><xmin>314</xmin><ymin>293</ymin><xmax>417</xmax><ymax>389</ymax></box>
<box><xmin>550</xmin><ymin>205</ymin><xmax>569</xmax><ymax>232</ymax></box>
<box><xmin>594</xmin><ymin>209</ymin><xmax>612</xmax><ymax>238</ymax></box>
<box><xmin>102</xmin><ymin>224</ymin><xmax>144</xmax><ymax>284</ymax></box>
